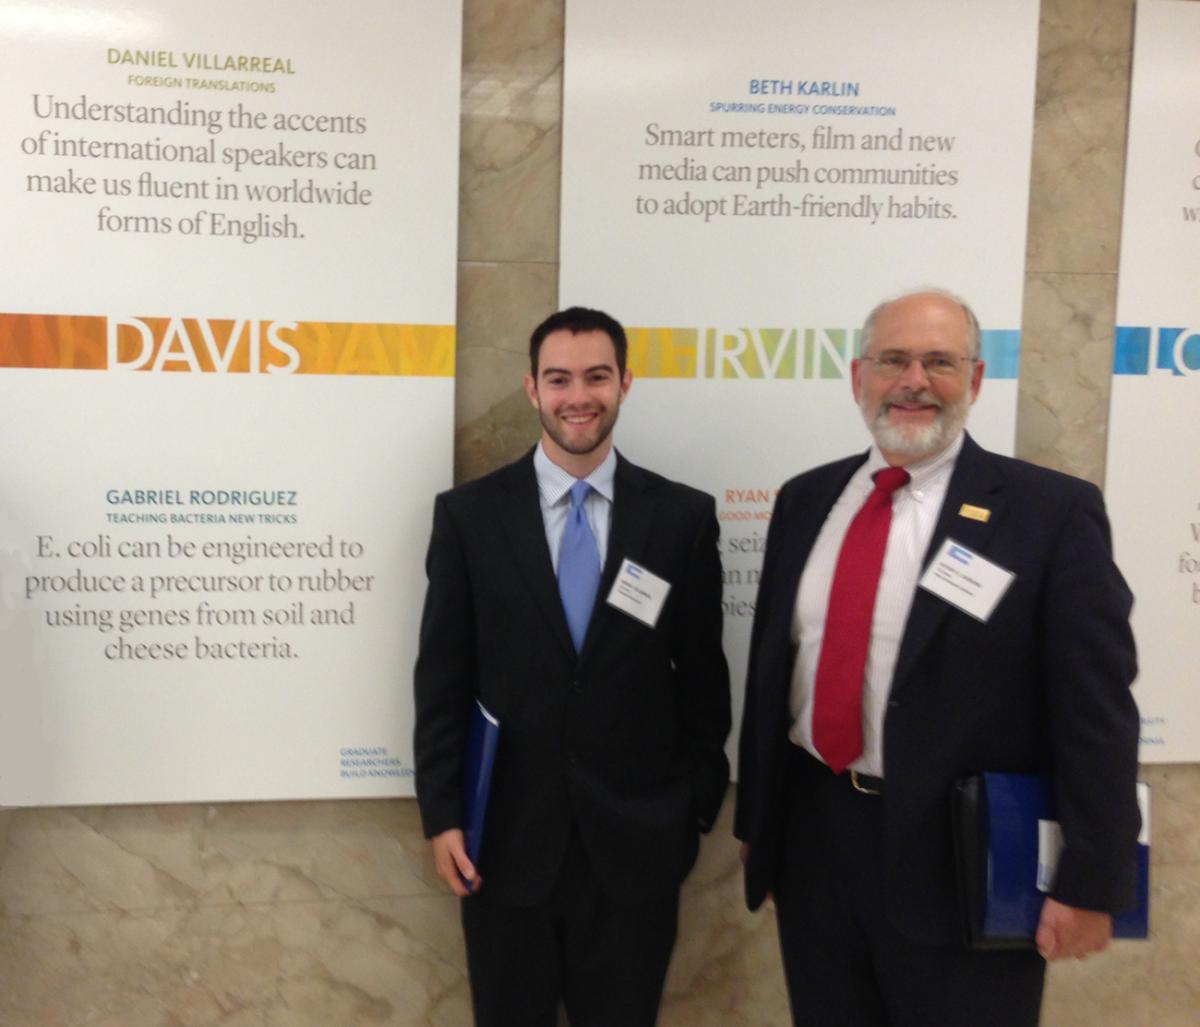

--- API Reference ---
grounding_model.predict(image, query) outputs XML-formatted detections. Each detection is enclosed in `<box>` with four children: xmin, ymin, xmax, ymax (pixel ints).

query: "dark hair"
<box><xmin>529</xmin><ymin>307</ymin><xmax>628</xmax><ymax>376</ymax></box>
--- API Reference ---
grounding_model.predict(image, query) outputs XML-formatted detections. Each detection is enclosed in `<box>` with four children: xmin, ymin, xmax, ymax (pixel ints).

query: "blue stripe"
<box><xmin>1114</xmin><ymin>326</ymin><xmax>1200</xmax><ymax>376</ymax></box>
<box><xmin>1113</xmin><ymin>327</ymin><xmax>1151</xmax><ymax>374</ymax></box>
<box><xmin>1158</xmin><ymin>329</ymin><xmax>1184</xmax><ymax>374</ymax></box>
<box><xmin>980</xmin><ymin>330</ymin><xmax>1019</xmax><ymax>379</ymax></box>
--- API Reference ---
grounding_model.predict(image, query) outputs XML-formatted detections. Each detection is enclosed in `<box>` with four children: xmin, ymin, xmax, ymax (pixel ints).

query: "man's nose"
<box><xmin>897</xmin><ymin>354</ymin><xmax>931</xmax><ymax>388</ymax></box>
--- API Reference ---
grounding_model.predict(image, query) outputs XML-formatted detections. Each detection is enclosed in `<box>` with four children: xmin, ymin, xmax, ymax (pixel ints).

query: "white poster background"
<box><xmin>0</xmin><ymin>1</ymin><xmax>460</xmax><ymax>803</ymax></box>
<box><xmin>561</xmin><ymin>0</ymin><xmax>1039</xmax><ymax>766</ymax></box>
<box><xmin>1106</xmin><ymin>0</ymin><xmax>1200</xmax><ymax>762</ymax></box>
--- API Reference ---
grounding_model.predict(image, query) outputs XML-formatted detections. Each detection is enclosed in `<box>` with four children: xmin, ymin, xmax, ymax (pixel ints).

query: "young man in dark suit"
<box><xmin>736</xmin><ymin>290</ymin><xmax>1140</xmax><ymax>1026</ymax></box>
<box><xmin>415</xmin><ymin>307</ymin><xmax>731</xmax><ymax>1027</ymax></box>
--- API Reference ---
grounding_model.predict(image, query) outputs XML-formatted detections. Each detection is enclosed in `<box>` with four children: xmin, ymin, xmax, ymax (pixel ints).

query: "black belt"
<box><xmin>792</xmin><ymin>745</ymin><xmax>884</xmax><ymax>795</ymax></box>
<box><xmin>848</xmin><ymin>769</ymin><xmax>884</xmax><ymax>795</ymax></box>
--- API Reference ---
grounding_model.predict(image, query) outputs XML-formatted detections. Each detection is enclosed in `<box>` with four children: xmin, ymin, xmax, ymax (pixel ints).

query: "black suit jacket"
<box><xmin>735</xmin><ymin>434</ymin><xmax>1140</xmax><ymax>944</ymax></box>
<box><xmin>415</xmin><ymin>449</ymin><xmax>731</xmax><ymax>906</ymax></box>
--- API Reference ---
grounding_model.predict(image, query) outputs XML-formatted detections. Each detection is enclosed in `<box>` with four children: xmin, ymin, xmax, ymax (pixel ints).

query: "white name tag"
<box><xmin>918</xmin><ymin>538</ymin><xmax>1014</xmax><ymax>622</ymax></box>
<box><xmin>606</xmin><ymin>558</ymin><xmax>671</xmax><ymax>628</ymax></box>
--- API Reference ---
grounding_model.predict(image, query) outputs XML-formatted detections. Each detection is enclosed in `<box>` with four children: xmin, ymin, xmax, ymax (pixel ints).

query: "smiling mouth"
<box><xmin>561</xmin><ymin>411</ymin><xmax>599</xmax><ymax>425</ymax></box>
<box><xmin>883</xmin><ymin>392</ymin><xmax>942</xmax><ymax>417</ymax></box>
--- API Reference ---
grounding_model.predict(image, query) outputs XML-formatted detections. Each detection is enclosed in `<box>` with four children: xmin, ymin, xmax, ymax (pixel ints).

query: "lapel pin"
<box><xmin>958</xmin><ymin>503</ymin><xmax>991</xmax><ymax>523</ymax></box>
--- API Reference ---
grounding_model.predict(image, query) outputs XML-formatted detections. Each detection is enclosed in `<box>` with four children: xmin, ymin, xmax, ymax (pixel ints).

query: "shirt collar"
<box><xmin>863</xmin><ymin>429</ymin><xmax>964</xmax><ymax>491</ymax></box>
<box><xmin>533</xmin><ymin>443</ymin><xmax>617</xmax><ymax>506</ymax></box>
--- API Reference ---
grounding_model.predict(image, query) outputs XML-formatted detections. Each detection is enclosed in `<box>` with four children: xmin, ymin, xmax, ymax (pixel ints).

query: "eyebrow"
<box><xmin>540</xmin><ymin>364</ymin><xmax>616</xmax><ymax>376</ymax></box>
<box><xmin>873</xmin><ymin>348</ymin><xmax>964</xmax><ymax>357</ymax></box>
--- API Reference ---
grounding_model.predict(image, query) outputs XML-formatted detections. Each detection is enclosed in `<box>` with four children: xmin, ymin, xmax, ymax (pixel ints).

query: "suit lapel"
<box><xmin>494</xmin><ymin>451</ymin><xmax>577</xmax><ymax>661</ymax></box>
<box><xmin>579</xmin><ymin>452</ymin><xmax>656</xmax><ymax>663</ymax></box>
<box><xmin>891</xmin><ymin>434</ymin><xmax>1008</xmax><ymax>696</ymax></box>
<box><xmin>769</xmin><ymin>457</ymin><xmax>866</xmax><ymax>637</ymax></box>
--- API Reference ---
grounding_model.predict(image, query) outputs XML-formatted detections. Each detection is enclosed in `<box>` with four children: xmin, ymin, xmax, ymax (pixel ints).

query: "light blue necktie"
<box><xmin>558</xmin><ymin>480</ymin><xmax>602</xmax><ymax>653</ymax></box>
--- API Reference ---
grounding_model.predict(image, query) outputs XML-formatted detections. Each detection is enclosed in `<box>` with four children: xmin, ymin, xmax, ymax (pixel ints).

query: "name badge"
<box><xmin>918</xmin><ymin>538</ymin><xmax>1014</xmax><ymax>622</ymax></box>
<box><xmin>606</xmin><ymin>558</ymin><xmax>671</xmax><ymax>628</ymax></box>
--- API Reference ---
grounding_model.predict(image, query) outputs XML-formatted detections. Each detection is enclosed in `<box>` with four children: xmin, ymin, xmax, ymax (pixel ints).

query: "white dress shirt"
<box><xmin>533</xmin><ymin>442</ymin><xmax>616</xmax><ymax>571</ymax></box>
<box><xmin>789</xmin><ymin>432</ymin><xmax>964</xmax><ymax>776</ymax></box>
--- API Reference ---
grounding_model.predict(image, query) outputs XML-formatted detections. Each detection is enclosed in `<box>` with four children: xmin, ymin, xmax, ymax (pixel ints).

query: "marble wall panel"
<box><xmin>455</xmin><ymin>386</ymin><xmax>543</xmax><ymax>487</ymax></box>
<box><xmin>0</xmin><ymin>800</ymin><xmax>440</xmax><ymax>922</ymax></box>
<box><xmin>458</xmin><ymin>0</ymin><xmax>564</xmax><ymax>265</ymax></box>
<box><xmin>1146</xmin><ymin>862</ymin><xmax>1200</xmax><ymax>1024</ymax></box>
<box><xmin>455</xmin><ymin>261</ymin><xmax>557</xmax><ymax>430</ymax></box>
<box><xmin>0</xmin><ymin>894</ymin><xmax>469</xmax><ymax>1027</ymax></box>
<box><xmin>1017</xmin><ymin>271</ymin><xmax>1119</xmax><ymax>484</ymax></box>
<box><xmin>1025</xmin><ymin>0</ymin><xmax>1135</xmax><ymax>275</ymax></box>
<box><xmin>1045</xmin><ymin>855</ymin><xmax>1200</xmax><ymax>1026</ymax></box>
<box><xmin>454</xmin><ymin>0</ymin><xmax>565</xmax><ymax>485</ymax></box>
<box><xmin>659</xmin><ymin>808</ymin><xmax>790</xmax><ymax>1027</ymax></box>
<box><xmin>0</xmin><ymin>809</ymin><xmax>14</xmax><ymax>889</ymax></box>
<box><xmin>1041</xmin><ymin>936</ymin><xmax>1154</xmax><ymax>1027</ymax></box>
<box><xmin>1142</xmin><ymin>763</ymin><xmax>1200</xmax><ymax>868</ymax></box>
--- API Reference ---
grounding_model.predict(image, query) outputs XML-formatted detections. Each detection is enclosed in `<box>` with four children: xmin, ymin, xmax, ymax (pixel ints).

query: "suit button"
<box><xmin>572</xmin><ymin>679</ymin><xmax>583</xmax><ymax>692</ymax></box>
<box><xmin>567</xmin><ymin>752</ymin><xmax>577</xmax><ymax>767</ymax></box>
<box><xmin>888</xmin><ymin>699</ymin><xmax>901</xmax><ymax>709</ymax></box>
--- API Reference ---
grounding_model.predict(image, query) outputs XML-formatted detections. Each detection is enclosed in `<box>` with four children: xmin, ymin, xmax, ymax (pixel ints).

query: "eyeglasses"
<box><xmin>864</xmin><ymin>350</ymin><xmax>977</xmax><ymax>379</ymax></box>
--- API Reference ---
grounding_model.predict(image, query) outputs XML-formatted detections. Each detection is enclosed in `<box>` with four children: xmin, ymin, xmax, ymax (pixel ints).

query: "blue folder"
<box><xmin>952</xmin><ymin>772</ymin><xmax>1149</xmax><ymax>948</ymax></box>
<box><xmin>462</xmin><ymin>699</ymin><xmax>500</xmax><ymax>876</ymax></box>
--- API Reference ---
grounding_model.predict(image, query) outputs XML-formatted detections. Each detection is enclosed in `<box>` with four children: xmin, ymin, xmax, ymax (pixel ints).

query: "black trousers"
<box><xmin>461</xmin><ymin>827</ymin><xmax>679</xmax><ymax>1027</ymax></box>
<box><xmin>775</xmin><ymin>748</ymin><xmax>1045</xmax><ymax>1027</ymax></box>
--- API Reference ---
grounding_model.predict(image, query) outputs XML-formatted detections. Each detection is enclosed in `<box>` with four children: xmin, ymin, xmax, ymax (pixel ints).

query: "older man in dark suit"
<box><xmin>415</xmin><ymin>306</ymin><xmax>731</xmax><ymax>1027</ymax></box>
<box><xmin>736</xmin><ymin>290</ymin><xmax>1139</xmax><ymax>1026</ymax></box>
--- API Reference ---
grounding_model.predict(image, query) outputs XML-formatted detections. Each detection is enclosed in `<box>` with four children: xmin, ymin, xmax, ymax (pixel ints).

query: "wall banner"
<box><xmin>0</xmin><ymin>1</ymin><xmax>461</xmax><ymax>804</ymax></box>
<box><xmin>560</xmin><ymin>0</ymin><xmax>1040</xmax><ymax>763</ymax></box>
<box><xmin>1107</xmin><ymin>0</ymin><xmax>1200</xmax><ymax>762</ymax></box>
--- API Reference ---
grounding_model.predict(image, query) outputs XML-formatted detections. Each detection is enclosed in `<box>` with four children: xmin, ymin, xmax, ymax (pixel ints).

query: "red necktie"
<box><xmin>811</xmin><ymin>466</ymin><xmax>911</xmax><ymax>773</ymax></box>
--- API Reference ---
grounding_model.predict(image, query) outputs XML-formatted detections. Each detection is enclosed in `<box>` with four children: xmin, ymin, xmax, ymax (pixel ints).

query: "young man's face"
<box><xmin>524</xmin><ymin>329</ymin><xmax>632</xmax><ymax>473</ymax></box>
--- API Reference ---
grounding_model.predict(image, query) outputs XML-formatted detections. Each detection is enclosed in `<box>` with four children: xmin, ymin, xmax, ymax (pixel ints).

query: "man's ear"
<box><xmin>523</xmin><ymin>373</ymin><xmax>539</xmax><ymax>409</ymax></box>
<box><xmin>969</xmin><ymin>360</ymin><xmax>985</xmax><ymax>403</ymax></box>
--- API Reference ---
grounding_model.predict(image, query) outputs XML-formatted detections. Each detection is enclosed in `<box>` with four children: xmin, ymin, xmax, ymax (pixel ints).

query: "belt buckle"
<box><xmin>850</xmin><ymin>769</ymin><xmax>882</xmax><ymax>796</ymax></box>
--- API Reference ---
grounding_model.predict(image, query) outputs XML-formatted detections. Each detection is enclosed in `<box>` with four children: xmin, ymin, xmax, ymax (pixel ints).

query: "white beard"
<box><xmin>862</xmin><ymin>388</ymin><xmax>969</xmax><ymax>460</ymax></box>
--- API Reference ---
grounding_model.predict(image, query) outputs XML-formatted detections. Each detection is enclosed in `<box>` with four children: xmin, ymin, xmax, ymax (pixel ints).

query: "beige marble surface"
<box><xmin>0</xmin><ymin>800</ymin><xmax>471</xmax><ymax>1027</ymax></box>
<box><xmin>1025</xmin><ymin>0</ymin><xmax>1135</xmax><ymax>275</ymax></box>
<box><xmin>458</xmin><ymin>0</ymin><xmax>563</xmax><ymax>265</ymax></box>
<box><xmin>454</xmin><ymin>260</ymin><xmax>556</xmax><ymax>482</ymax></box>
<box><xmin>1017</xmin><ymin>272</ymin><xmax>1119</xmax><ymax>485</ymax></box>
<box><xmin>3</xmin><ymin>1</ymin><xmax>1199</xmax><ymax>1025</ymax></box>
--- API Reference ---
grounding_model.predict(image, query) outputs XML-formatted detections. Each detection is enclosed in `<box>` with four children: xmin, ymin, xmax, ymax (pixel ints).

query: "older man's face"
<box><xmin>851</xmin><ymin>293</ymin><xmax>985</xmax><ymax>466</ymax></box>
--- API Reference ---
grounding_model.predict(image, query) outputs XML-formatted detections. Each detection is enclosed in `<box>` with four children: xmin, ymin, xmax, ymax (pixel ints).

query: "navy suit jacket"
<box><xmin>735</xmin><ymin>434</ymin><xmax>1140</xmax><ymax>944</ymax></box>
<box><xmin>415</xmin><ymin>449</ymin><xmax>731</xmax><ymax>906</ymax></box>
